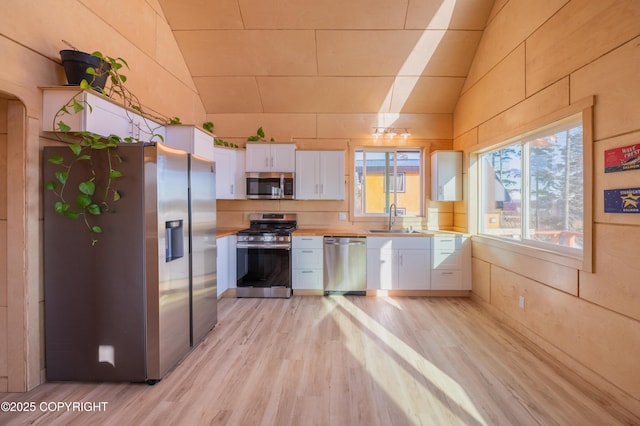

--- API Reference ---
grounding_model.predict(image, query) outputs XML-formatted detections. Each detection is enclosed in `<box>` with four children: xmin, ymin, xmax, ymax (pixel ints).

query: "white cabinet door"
<box><xmin>165</xmin><ymin>125</ymin><xmax>214</xmax><ymax>160</ymax></box>
<box><xmin>271</xmin><ymin>144</ymin><xmax>296</xmax><ymax>172</ymax></box>
<box><xmin>216</xmin><ymin>236</ymin><xmax>228</xmax><ymax>297</ymax></box>
<box><xmin>245</xmin><ymin>143</ymin><xmax>296</xmax><ymax>172</ymax></box>
<box><xmin>245</xmin><ymin>144</ymin><xmax>271</xmax><ymax>172</ymax></box>
<box><xmin>295</xmin><ymin>151</ymin><xmax>320</xmax><ymax>199</ymax></box>
<box><xmin>42</xmin><ymin>88</ymin><xmax>165</xmax><ymax>143</ymax></box>
<box><xmin>397</xmin><ymin>249</ymin><xmax>431</xmax><ymax>289</ymax></box>
<box><xmin>295</xmin><ymin>150</ymin><xmax>344</xmax><ymax>200</ymax></box>
<box><xmin>431</xmin><ymin>151</ymin><xmax>462</xmax><ymax>201</ymax></box>
<box><xmin>320</xmin><ymin>151</ymin><xmax>345</xmax><ymax>200</ymax></box>
<box><xmin>214</xmin><ymin>147</ymin><xmax>245</xmax><ymax>199</ymax></box>
<box><xmin>367</xmin><ymin>248</ymin><xmax>396</xmax><ymax>290</ymax></box>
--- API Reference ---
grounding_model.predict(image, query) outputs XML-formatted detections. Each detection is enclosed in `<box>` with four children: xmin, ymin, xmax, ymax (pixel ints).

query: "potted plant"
<box><xmin>45</xmin><ymin>50</ymin><xmax>176</xmax><ymax>245</ymax></box>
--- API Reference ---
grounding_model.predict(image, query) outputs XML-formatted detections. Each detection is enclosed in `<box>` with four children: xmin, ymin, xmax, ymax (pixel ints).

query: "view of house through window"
<box><xmin>354</xmin><ymin>148</ymin><xmax>422</xmax><ymax>216</ymax></box>
<box><xmin>479</xmin><ymin>115</ymin><xmax>584</xmax><ymax>251</ymax></box>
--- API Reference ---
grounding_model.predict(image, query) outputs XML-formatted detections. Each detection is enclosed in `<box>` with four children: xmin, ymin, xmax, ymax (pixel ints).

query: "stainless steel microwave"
<box><xmin>246</xmin><ymin>172</ymin><xmax>295</xmax><ymax>199</ymax></box>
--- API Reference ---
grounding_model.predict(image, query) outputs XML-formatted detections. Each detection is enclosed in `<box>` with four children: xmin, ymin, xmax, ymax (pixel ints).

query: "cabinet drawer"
<box><xmin>292</xmin><ymin>248</ymin><xmax>323</xmax><ymax>269</ymax></box>
<box><xmin>432</xmin><ymin>249</ymin><xmax>462</xmax><ymax>270</ymax></box>
<box><xmin>432</xmin><ymin>236</ymin><xmax>464</xmax><ymax>250</ymax></box>
<box><xmin>431</xmin><ymin>270</ymin><xmax>462</xmax><ymax>290</ymax></box>
<box><xmin>292</xmin><ymin>236</ymin><xmax>323</xmax><ymax>249</ymax></box>
<box><xmin>292</xmin><ymin>268</ymin><xmax>323</xmax><ymax>290</ymax></box>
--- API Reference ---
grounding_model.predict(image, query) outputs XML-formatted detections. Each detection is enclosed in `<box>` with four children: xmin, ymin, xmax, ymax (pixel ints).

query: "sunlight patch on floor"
<box><xmin>333</xmin><ymin>296</ymin><xmax>487</xmax><ymax>425</ymax></box>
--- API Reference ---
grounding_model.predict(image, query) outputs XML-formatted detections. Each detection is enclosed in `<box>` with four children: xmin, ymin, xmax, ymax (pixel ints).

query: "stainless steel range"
<box><xmin>236</xmin><ymin>213</ymin><xmax>297</xmax><ymax>298</ymax></box>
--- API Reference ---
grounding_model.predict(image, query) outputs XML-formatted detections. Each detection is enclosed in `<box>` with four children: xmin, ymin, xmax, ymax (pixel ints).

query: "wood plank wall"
<box><xmin>453</xmin><ymin>0</ymin><xmax>640</xmax><ymax>401</ymax></box>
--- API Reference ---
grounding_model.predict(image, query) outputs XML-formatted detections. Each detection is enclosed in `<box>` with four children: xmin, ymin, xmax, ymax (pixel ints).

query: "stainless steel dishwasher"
<box><xmin>323</xmin><ymin>236</ymin><xmax>367</xmax><ymax>295</ymax></box>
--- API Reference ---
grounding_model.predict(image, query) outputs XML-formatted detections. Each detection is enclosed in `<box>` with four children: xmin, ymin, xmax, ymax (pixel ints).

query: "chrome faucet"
<box><xmin>388</xmin><ymin>203</ymin><xmax>397</xmax><ymax>231</ymax></box>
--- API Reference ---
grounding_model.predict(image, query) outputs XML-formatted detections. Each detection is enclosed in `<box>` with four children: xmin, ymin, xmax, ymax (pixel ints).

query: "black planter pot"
<box><xmin>60</xmin><ymin>50</ymin><xmax>111</xmax><ymax>90</ymax></box>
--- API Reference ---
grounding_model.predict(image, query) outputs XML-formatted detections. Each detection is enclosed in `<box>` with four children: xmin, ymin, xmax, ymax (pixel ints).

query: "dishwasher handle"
<box><xmin>324</xmin><ymin>238</ymin><xmax>366</xmax><ymax>246</ymax></box>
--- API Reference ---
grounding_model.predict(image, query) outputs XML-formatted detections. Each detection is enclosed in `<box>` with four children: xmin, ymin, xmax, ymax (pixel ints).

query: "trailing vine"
<box><xmin>45</xmin><ymin>51</ymin><xmax>176</xmax><ymax>245</ymax></box>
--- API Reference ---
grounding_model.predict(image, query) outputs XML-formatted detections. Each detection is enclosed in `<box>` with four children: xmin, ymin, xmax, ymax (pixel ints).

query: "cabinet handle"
<box><xmin>230</xmin><ymin>184</ymin><xmax>234</xmax><ymax>194</ymax></box>
<box><xmin>301</xmin><ymin>270</ymin><xmax>313</xmax><ymax>274</ymax></box>
<box><xmin>270</xmin><ymin>157</ymin><xmax>274</xmax><ymax>168</ymax></box>
<box><xmin>302</xmin><ymin>250</ymin><xmax>313</xmax><ymax>253</ymax></box>
<box><xmin>302</xmin><ymin>238</ymin><xmax>313</xmax><ymax>240</ymax></box>
<box><xmin>441</xmin><ymin>272</ymin><xmax>454</xmax><ymax>275</ymax></box>
<box><xmin>315</xmin><ymin>184</ymin><xmax>318</xmax><ymax>194</ymax></box>
<box><xmin>320</xmin><ymin>183</ymin><xmax>323</xmax><ymax>194</ymax></box>
<box><xmin>399</xmin><ymin>255</ymin><xmax>403</xmax><ymax>266</ymax></box>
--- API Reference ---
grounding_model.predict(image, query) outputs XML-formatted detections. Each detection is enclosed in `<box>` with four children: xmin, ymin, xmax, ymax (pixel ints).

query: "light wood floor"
<box><xmin>1</xmin><ymin>296</ymin><xmax>639</xmax><ymax>425</ymax></box>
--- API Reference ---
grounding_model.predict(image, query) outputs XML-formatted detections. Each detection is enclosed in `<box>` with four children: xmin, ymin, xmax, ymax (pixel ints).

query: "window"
<box><xmin>479</xmin><ymin>115</ymin><xmax>584</xmax><ymax>253</ymax></box>
<box><xmin>354</xmin><ymin>148</ymin><xmax>422</xmax><ymax>216</ymax></box>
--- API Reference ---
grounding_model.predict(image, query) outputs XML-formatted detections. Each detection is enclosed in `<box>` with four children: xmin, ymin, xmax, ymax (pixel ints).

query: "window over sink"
<box><xmin>354</xmin><ymin>148</ymin><xmax>423</xmax><ymax>217</ymax></box>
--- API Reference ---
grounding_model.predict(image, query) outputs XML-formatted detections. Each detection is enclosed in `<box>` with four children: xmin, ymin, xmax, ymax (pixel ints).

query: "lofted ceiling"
<box><xmin>159</xmin><ymin>0</ymin><xmax>495</xmax><ymax>131</ymax></box>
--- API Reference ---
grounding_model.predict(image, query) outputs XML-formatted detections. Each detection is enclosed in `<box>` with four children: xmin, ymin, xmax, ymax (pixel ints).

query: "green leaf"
<box><xmin>86</xmin><ymin>67</ymin><xmax>97</xmax><ymax>76</ymax></box>
<box><xmin>55</xmin><ymin>171</ymin><xmax>68</xmax><ymax>184</ymax></box>
<box><xmin>64</xmin><ymin>211</ymin><xmax>80</xmax><ymax>220</ymax></box>
<box><xmin>45</xmin><ymin>181</ymin><xmax>57</xmax><ymax>190</ymax></box>
<box><xmin>57</xmin><ymin>121</ymin><xmax>71</xmax><ymax>133</ymax></box>
<box><xmin>110</xmin><ymin>169</ymin><xmax>123</xmax><ymax>179</ymax></box>
<box><xmin>257</xmin><ymin>127</ymin><xmax>265</xmax><ymax>138</ymax></box>
<box><xmin>118</xmin><ymin>74</ymin><xmax>127</xmax><ymax>84</ymax></box>
<box><xmin>72</xmin><ymin>99</ymin><xmax>84</xmax><ymax>113</ymax></box>
<box><xmin>47</xmin><ymin>155</ymin><xmax>64</xmax><ymax>165</ymax></box>
<box><xmin>113</xmin><ymin>190</ymin><xmax>121</xmax><ymax>201</ymax></box>
<box><xmin>76</xmin><ymin>194</ymin><xmax>91</xmax><ymax>208</ymax></box>
<box><xmin>87</xmin><ymin>204</ymin><xmax>101</xmax><ymax>215</ymax></box>
<box><xmin>79</xmin><ymin>181</ymin><xmax>95</xmax><ymax>195</ymax></box>
<box><xmin>91</xmin><ymin>225</ymin><xmax>103</xmax><ymax>233</ymax></box>
<box><xmin>78</xmin><ymin>154</ymin><xmax>91</xmax><ymax>161</ymax></box>
<box><xmin>247</xmin><ymin>135</ymin><xmax>260</xmax><ymax>142</ymax></box>
<box><xmin>91</xmin><ymin>142</ymin><xmax>109</xmax><ymax>149</ymax></box>
<box><xmin>54</xmin><ymin>201</ymin><xmax>69</xmax><ymax>214</ymax></box>
<box><xmin>80</xmin><ymin>80</ymin><xmax>91</xmax><ymax>90</ymax></box>
<box><xmin>69</xmin><ymin>143</ymin><xmax>82</xmax><ymax>156</ymax></box>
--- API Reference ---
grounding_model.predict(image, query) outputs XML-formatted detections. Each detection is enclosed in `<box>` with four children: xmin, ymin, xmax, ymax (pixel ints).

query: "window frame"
<box><xmin>470</xmin><ymin>98</ymin><xmax>594</xmax><ymax>272</ymax></box>
<box><xmin>478</xmin><ymin>116</ymin><xmax>584</xmax><ymax>257</ymax></box>
<box><xmin>353</xmin><ymin>146</ymin><xmax>424</xmax><ymax>218</ymax></box>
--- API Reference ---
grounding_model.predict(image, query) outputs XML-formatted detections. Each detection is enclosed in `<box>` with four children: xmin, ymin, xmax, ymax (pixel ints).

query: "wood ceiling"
<box><xmin>159</xmin><ymin>0</ymin><xmax>495</xmax><ymax>136</ymax></box>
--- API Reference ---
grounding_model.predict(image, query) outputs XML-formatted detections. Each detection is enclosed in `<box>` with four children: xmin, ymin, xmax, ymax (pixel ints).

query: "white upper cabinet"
<box><xmin>165</xmin><ymin>125</ymin><xmax>214</xmax><ymax>161</ymax></box>
<box><xmin>295</xmin><ymin>150</ymin><xmax>345</xmax><ymax>200</ymax></box>
<box><xmin>214</xmin><ymin>147</ymin><xmax>245</xmax><ymax>199</ymax></box>
<box><xmin>431</xmin><ymin>150</ymin><xmax>462</xmax><ymax>201</ymax></box>
<box><xmin>245</xmin><ymin>143</ymin><xmax>296</xmax><ymax>172</ymax></box>
<box><xmin>42</xmin><ymin>87</ymin><xmax>165</xmax><ymax>143</ymax></box>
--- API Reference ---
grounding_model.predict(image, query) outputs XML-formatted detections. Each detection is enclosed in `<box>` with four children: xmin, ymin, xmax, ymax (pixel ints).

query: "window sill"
<box><xmin>471</xmin><ymin>234</ymin><xmax>584</xmax><ymax>271</ymax></box>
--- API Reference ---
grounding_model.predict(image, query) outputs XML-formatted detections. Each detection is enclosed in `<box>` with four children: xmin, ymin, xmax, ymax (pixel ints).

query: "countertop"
<box><xmin>218</xmin><ymin>227</ymin><xmax>466</xmax><ymax>238</ymax></box>
<box><xmin>217</xmin><ymin>228</ymin><xmax>243</xmax><ymax>238</ymax></box>
<box><xmin>292</xmin><ymin>228</ymin><xmax>464</xmax><ymax>237</ymax></box>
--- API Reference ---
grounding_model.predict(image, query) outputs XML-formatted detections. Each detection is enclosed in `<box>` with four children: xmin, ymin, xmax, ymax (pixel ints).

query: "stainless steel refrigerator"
<box><xmin>43</xmin><ymin>143</ymin><xmax>217</xmax><ymax>383</ymax></box>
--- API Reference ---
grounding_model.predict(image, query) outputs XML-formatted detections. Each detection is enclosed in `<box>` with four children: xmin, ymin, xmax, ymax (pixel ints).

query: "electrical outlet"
<box><xmin>339</xmin><ymin>212</ymin><xmax>347</xmax><ymax>221</ymax></box>
<box><xmin>518</xmin><ymin>295</ymin><xmax>525</xmax><ymax>309</ymax></box>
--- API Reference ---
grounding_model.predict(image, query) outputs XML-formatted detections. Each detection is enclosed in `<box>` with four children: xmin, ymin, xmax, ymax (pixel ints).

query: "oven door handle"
<box><xmin>236</xmin><ymin>243</ymin><xmax>291</xmax><ymax>250</ymax></box>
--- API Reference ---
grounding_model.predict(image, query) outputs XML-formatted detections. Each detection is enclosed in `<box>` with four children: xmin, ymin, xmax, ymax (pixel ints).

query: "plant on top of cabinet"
<box><xmin>247</xmin><ymin>126</ymin><xmax>275</xmax><ymax>142</ymax></box>
<box><xmin>45</xmin><ymin>49</ymin><xmax>177</xmax><ymax>245</ymax></box>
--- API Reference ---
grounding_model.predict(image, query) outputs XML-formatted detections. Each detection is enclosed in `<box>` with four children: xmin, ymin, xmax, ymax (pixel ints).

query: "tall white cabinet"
<box><xmin>214</xmin><ymin>147</ymin><xmax>245</xmax><ymax>199</ymax></box>
<box><xmin>295</xmin><ymin>150</ymin><xmax>345</xmax><ymax>200</ymax></box>
<box><xmin>431</xmin><ymin>150</ymin><xmax>462</xmax><ymax>201</ymax></box>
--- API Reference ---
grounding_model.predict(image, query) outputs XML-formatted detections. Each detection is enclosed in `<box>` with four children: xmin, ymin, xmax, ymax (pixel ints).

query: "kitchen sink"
<box><xmin>368</xmin><ymin>229</ymin><xmax>421</xmax><ymax>234</ymax></box>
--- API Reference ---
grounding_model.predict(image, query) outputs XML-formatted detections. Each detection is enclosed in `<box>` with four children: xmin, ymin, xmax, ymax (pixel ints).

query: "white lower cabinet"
<box><xmin>216</xmin><ymin>235</ymin><xmax>237</xmax><ymax>296</ymax></box>
<box><xmin>366</xmin><ymin>237</ymin><xmax>431</xmax><ymax>290</ymax></box>
<box><xmin>292</xmin><ymin>236</ymin><xmax>323</xmax><ymax>290</ymax></box>
<box><xmin>430</xmin><ymin>235</ymin><xmax>471</xmax><ymax>290</ymax></box>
